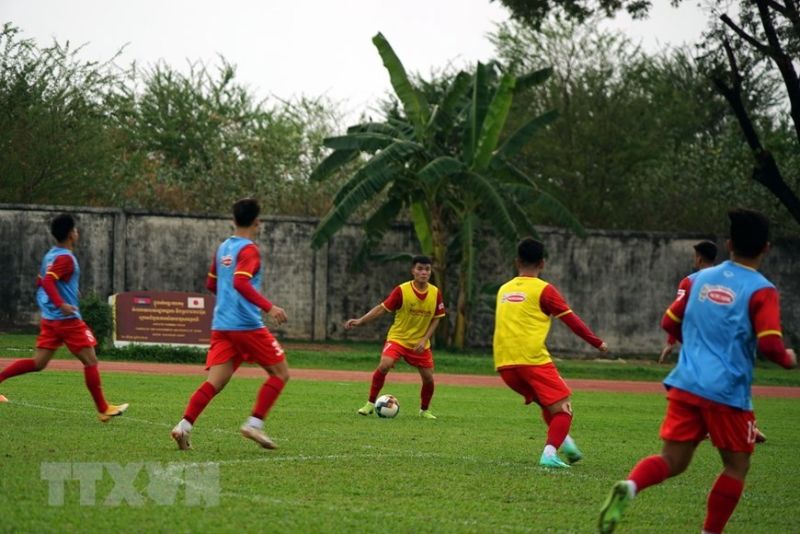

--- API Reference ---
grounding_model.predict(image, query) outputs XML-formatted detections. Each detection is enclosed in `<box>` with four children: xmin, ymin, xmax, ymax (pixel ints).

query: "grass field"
<box><xmin>1</xmin><ymin>370</ymin><xmax>799</xmax><ymax>533</ymax></box>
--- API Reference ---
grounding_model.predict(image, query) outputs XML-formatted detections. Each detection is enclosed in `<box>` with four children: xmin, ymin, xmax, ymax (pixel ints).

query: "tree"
<box><xmin>492</xmin><ymin>0</ymin><xmax>800</xmax><ymax>227</ymax></box>
<box><xmin>310</xmin><ymin>33</ymin><xmax>580</xmax><ymax>348</ymax></box>
<box><xmin>490</xmin><ymin>18</ymin><xmax>797</xmax><ymax>234</ymax></box>
<box><xmin>0</xmin><ymin>23</ymin><xmax>124</xmax><ymax>205</ymax></box>
<box><xmin>112</xmin><ymin>60</ymin><xmax>339</xmax><ymax>214</ymax></box>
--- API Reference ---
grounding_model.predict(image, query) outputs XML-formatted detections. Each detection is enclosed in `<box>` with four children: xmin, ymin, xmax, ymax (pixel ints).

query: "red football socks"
<box><xmin>83</xmin><ymin>364</ymin><xmax>109</xmax><ymax>413</ymax></box>
<box><xmin>251</xmin><ymin>376</ymin><xmax>286</xmax><ymax>420</ymax></box>
<box><xmin>628</xmin><ymin>455</ymin><xmax>671</xmax><ymax>493</ymax></box>
<box><xmin>703</xmin><ymin>474</ymin><xmax>744</xmax><ymax>533</ymax></box>
<box><xmin>420</xmin><ymin>381</ymin><xmax>434</xmax><ymax>410</ymax></box>
<box><xmin>368</xmin><ymin>369</ymin><xmax>387</xmax><ymax>403</ymax></box>
<box><xmin>545</xmin><ymin>412</ymin><xmax>572</xmax><ymax>448</ymax></box>
<box><xmin>183</xmin><ymin>381</ymin><xmax>217</xmax><ymax>424</ymax></box>
<box><xmin>541</xmin><ymin>408</ymin><xmax>553</xmax><ymax>425</ymax></box>
<box><xmin>0</xmin><ymin>358</ymin><xmax>39</xmax><ymax>383</ymax></box>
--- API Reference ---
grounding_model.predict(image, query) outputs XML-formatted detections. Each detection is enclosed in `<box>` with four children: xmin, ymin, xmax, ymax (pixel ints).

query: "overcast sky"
<box><xmin>3</xmin><ymin>0</ymin><xmax>710</xmax><ymax>120</ymax></box>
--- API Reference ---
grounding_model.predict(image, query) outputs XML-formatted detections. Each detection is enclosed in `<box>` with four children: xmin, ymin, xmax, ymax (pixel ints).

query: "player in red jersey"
<box><xmin>0</xmin><ymin>213</ymin><xmax>128</xmax><ymax>421</ymax></box>
<box><xmin>345</xmin><ymin>255</ymin><xmax>446</xmax><ymax>419</ymax></box>
<box><xmin>171</xmin><ymin>198</ymin><xmax>290</xmax><ymax>450</ymax></box>
<box><xmin>598</xmin><ymin>209</ymin><xmax>796</xmax><ymax>534</ymax></box>
<box><xmin>659</xmin><ymin>240</ymin><xmax>767</xmax><ymax>443</ymax></box>
<box><xmin>659</xmin><ymin>240</ymin><xmax>717</xmax><ymax>363</ymax></box>
<box><xmin>494</xmin><ymin>238</ymin><xmax>608</xmax><ymax>468</ymax></box>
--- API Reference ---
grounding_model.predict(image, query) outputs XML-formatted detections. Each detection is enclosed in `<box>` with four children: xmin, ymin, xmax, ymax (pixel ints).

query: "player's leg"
<box><xmin>599</xmin><ymin>392</ymin><xmax>704</xmax><ymax>534</ymax></box>
<box><xmin>0</xmin><ymin>320</ymin><xmax>62</xmax><ymax>396</ymax></box>
<box><xmin>0</xmin><ymin>348</ymin><xmax>55</xmax><ymax>385</ymax></box>
<box><xmin>417</xmin><ymin>365</ymin><xmax>436</xmax><ymax>419</ymax></box>
<box><xmin>171</xmin><ymin>359</ymin><xmax>235</xmax><ymax>450</ymax></box>
<box><xmin>539</xmin><ymin>396</ymin><xmax>573</xmax><ymax>468</ymax></box>
<box><xmin>61</xmin><ymin>320</ymin><xmax>128</xmax><ymax>421</ymax></box>
<box><xmin>359</xmin><ymin>351</ymin><xmax>396</xmax><ymax>415</ymax></box>
<box><xmin>71</xmin><ymin>346</ymin><xmax>128</xmax><ymax>421</ymax></box>
<box><xmin>599</xmin><ymin>439</ymin><xmax>696</xmax><ymax>534</ymax></box>
<box><xmin>701</xmin><ymin>406</ymin><xmax>754</xmax><ymax>533</ymax></box>
<box><xmin>241</xmin><ymin>359</ymin><xmax>290</xmax><ymax>450</ymax></box>
<box><xmin>703</xmin><ymin>449</ymin><xmax>750</xmax><ymax>534</ymax></box>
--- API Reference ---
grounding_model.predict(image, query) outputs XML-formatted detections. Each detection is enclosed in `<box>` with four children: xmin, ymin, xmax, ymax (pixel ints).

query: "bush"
<box><xmin>79</xmin><ymin>293</ymin><xmax>113</xmax><ymax>348</ymax></box>
<box><xmin>99</xmin><ymin>344</ymin><xmax>206</xmax><ymax>363</ymax></box>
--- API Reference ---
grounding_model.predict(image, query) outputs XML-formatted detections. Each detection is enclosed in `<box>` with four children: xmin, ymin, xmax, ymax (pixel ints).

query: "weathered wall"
<box><xmin>1</xmin><ymin>203</ymin><xmax>797</xmax><ymax>355</ymax></box>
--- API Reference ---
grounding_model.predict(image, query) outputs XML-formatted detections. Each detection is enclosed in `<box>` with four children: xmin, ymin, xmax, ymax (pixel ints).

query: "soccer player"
<box><xmin>658</xmin><ymin>240</ymin><xmax>717</xmax><ymax>364</ymax></box>
<box><xmin>0</xmin><ymin>213</ymin><xmax>128</xmax><ymax>421</ymax></box>
<box><xmin>659</xmin><ymin>240</ymin><xmax>768</xmax><ymax>444</ymax></box>
<box><xmin>344</xmin><ymin>255</ymin><xmax>445</xmax><ymax>419</ymax></box>
<box><xmin>493</xmin><ymin>238</ymin><xmax>608</xmax><ymax>469</ymax></box>
<box><xmin>171</xmin><ymin>198</ymin><xmax>290</xmax><ymax>450</ymax></box>
<box><xmin>598</xmin><ymin>209</ymin><xmax>796</xmax><ymax>534</ymax></box>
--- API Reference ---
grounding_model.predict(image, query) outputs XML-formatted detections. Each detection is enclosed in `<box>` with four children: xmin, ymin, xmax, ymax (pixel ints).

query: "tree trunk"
<box><xmin>429</xmin><ymin>208</ymin><xmax>451</xmax><ymax>347</ymax></box>
<box><xmin>452</xmin><ymin>268</ymin><xmax>468</xmax><ymax>350</ymax></box>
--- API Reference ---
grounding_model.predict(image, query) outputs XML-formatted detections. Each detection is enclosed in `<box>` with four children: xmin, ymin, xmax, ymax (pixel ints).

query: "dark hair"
<box><xmin>517</xmin><ymin>237</ymin><xmax>545</xmax><ymax>266</ymax></box>
<box><xmin>692</xmin><ymin>240</ymin><xmax>718</xmax><ymax>263</ymax></box>
<box><xmin>411</xmin><ymin>255</ymin><xmax>432</xmax><ymax>266</ymax></box>
<box><xmin>50</xmin><ymin>213</ymin><xmax>75</xmax><ymax>242</ymax></box>
<box><xmin>233</xmin><ymin>198</ymin><xmax>260</xmax><ymax>227</ymax></box>
<box><xmin>729</xmin><ymin>208</ymin><xmax>770</xmax><ymax>258</ymax></box>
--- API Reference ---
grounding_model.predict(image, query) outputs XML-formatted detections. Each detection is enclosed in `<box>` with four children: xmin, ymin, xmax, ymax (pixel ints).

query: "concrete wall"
<box><xmin>1</xmin><ymin>203</ymin><xmax>798</xmax><ymax>355</ymax></box>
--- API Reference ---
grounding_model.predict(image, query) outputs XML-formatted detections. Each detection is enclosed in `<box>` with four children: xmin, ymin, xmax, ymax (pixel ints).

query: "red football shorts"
<box><xmin>498</xmin><ymin>363</ymin><xmax>571</xmax><ymax>407</ymax></box>
<box><xmin>36</xmin><ymin>319</ymin><xmax>97</xmax><ymax>353</ymax></box>
<box><xmin>205</xmin><ymin>329</ymin><xmax>285</xmax><ymax>370</ymax></box>
<box><xmin>381</xmin><ymin>341</ymin><xmax>434</xmax><ymax>369</ymax></box>
<box><xmin>660</xmin><ymin>388</ymin><xmax>756</xmax><ymax>453</ymax></box>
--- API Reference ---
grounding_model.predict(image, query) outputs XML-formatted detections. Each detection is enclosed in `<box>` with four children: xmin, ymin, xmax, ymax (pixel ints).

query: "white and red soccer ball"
<box><xmin>375</xmin><ymin>394</ymin><xmax>399</xmax><ymax>418</ymax></box>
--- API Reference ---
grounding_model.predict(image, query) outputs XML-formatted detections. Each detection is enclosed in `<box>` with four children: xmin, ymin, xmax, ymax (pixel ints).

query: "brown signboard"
<box><xmin>110</xmin><ymin>291</ymin><xmax>215</xmax><ymax>347</ymax></box>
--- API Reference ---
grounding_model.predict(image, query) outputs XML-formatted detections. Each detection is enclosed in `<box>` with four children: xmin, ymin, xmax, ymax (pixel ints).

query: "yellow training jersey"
<box><xmin>383</xmin><ymin>282</ymin><xmax>445</xmax><ymax>349</ymax></box>
<box><xmin>493</xmin><ymin>276</ymin><xmax>554</xmax><ymax>369</ymax></box>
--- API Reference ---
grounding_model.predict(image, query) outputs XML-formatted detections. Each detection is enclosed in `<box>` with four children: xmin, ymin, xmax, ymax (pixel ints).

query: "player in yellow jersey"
<box><xmin>344</xmin><ymin>255</ymin><xmax>446</xmax><ymax>419</ymax></box>
<box><xmin>494</xmin><ymin>238</ymin><xmax>608</xmax><ymax>468</ymax></box>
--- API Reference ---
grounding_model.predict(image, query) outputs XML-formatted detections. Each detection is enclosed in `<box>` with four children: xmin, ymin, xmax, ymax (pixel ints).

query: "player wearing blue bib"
<box><xmin>599</xmin><ymin>209</ymin><xmax>796</xmax><ymax>534</ymax></box>
<box><xmin>172</xmin><ymin>198</ymin><xmax>290</xmax><ymax>451</ymax></box>
<box><xmin>0</xmin><ymin>213</ymin><xmax>128</xmax><ymax>422</ymax></box>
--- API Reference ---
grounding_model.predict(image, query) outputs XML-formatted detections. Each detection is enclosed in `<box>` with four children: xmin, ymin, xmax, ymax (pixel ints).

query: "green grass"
<box><xmin>2</xmin><ymin>333</ymin><xmax>800</xmax><ymax>386</ymax></box>
<box><xmin>0</xmin><ymin>371</ymin><xmax>798</xmax><ymax>532</ymax></box>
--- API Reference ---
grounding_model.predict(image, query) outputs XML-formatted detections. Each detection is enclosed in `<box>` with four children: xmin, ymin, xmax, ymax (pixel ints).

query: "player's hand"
<box><xmin>344</xmin><ymin>318</ymin><xmax>360</xmax><ymax>330</ymax></box>
<box><xmin>413</xmin><ymin>340</ymin><xmax>426</xmax><ymax>353</ymax></box>
<box><xmin>267</xmin><ymin>306</ymin><xmax>288</xmax><ymax>325</ymax></box>
<box><xmin>658</xmin><ymin>343</ymin><xmax>674</xmax><ymax>364</ymax></box>
<box><xmin>59</xmin><ymin>303</ymin><xmax>78</xmax><ymax>315</ymax></box>
<box><xmin>786</xmin><ymin>348</ymin><xmax>797</xmax><ymax>369</ymax></box>
<box><xmin>597</xmin><ymin>342</ymin><xmax>609</xmax><ymax>353</ymax></box>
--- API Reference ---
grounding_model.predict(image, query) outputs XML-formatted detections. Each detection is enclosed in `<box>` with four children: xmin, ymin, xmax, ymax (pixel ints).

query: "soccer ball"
<box><xmin>375</xmin><ymin>394</ymin><xmax>399</xmax><ymax>418</ymax></box>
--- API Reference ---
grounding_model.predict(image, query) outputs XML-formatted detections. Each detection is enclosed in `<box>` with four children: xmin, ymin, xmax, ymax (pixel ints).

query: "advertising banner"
<box><xmin>110</xmin><ymin>291</ymin><xmax>215</xmax><ymax>347</ymax></box>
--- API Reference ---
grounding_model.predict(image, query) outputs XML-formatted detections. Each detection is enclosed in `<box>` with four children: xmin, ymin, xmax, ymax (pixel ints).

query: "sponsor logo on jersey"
<box><xmin>698</xmin><ymin>284</ymin><xmax>736</xmax><ymax>305</ymax></box>
<box><xmin>502</xmin><ymin>292</ymin><xmax>526</xmax><ymax>303</ymax></box>
<box><xmin>221</xmin><ymin>255</ymin><xmax>233</xmax><ymax>267</ymax></box>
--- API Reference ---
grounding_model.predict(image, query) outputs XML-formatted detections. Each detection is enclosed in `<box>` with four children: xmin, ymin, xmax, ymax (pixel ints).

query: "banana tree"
<box><xmin>309</xmin><ymin>33</ymin><xmax>472</xmax><ymax>343</ymax></box>
<box><xmin>309</xmin><ymin>33</ymin><xmax>582</xmax><ymax>348</ymax></box>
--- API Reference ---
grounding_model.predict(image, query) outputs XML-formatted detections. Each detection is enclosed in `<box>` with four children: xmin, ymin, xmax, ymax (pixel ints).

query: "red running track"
<box><xmin>1</xmin><ymin>358</ymin><xmax>798</xmax><ymax>398</ymax></box>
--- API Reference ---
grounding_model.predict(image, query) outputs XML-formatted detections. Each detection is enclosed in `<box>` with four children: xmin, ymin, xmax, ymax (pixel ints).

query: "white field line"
<box><xmin>3</xmin><ymin>398</ymin><xmax>579</xmax><ymax>532</ymax></box>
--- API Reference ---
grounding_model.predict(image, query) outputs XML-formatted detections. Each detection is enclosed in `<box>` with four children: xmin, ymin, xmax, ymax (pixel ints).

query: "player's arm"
<box><xmin>413</xmin><ymin>317</ymin><xmax>441</xmax><ymax>353</ymax></box>
<box><xmin>38</xmin><ymin>255</ymin><xmax>77</xmax><ymax>315</ymax></box>
<box><xmin>232</xmin><ymin>244</ymin><xmax>287</xmax><ymax>325</ymax></box>
<box><xmin>660</xmin><ymin>277</ymin><xmax>690</xmax><ymax>363</ymax></box>
<box><xmin>205</xmin><ymin>250</ymin><xmax>218</xmax><ymax>294</ymax></box>
<box><xmin>660</xmin><ymin>279</ymin><xmax>690</xmax><ymax>343</ymax></box>
<box><xmin>344</xmin><ymin>287</ymin><xmax>401</xmax><ymax>330</ymax></box>
<box><xmin>750</xmin><ymin>287</ymin><xmax>796</xmax><ymax>369</ymax></box>
<box><xmin>344</xmin><ymin>304</ymin><xmax>389</xmax><ymax>329</ymax></box>
<box><xmin>541</xmin><ymin>285</ymin><xmax>607</xmax><ymax>351</ymax></box>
